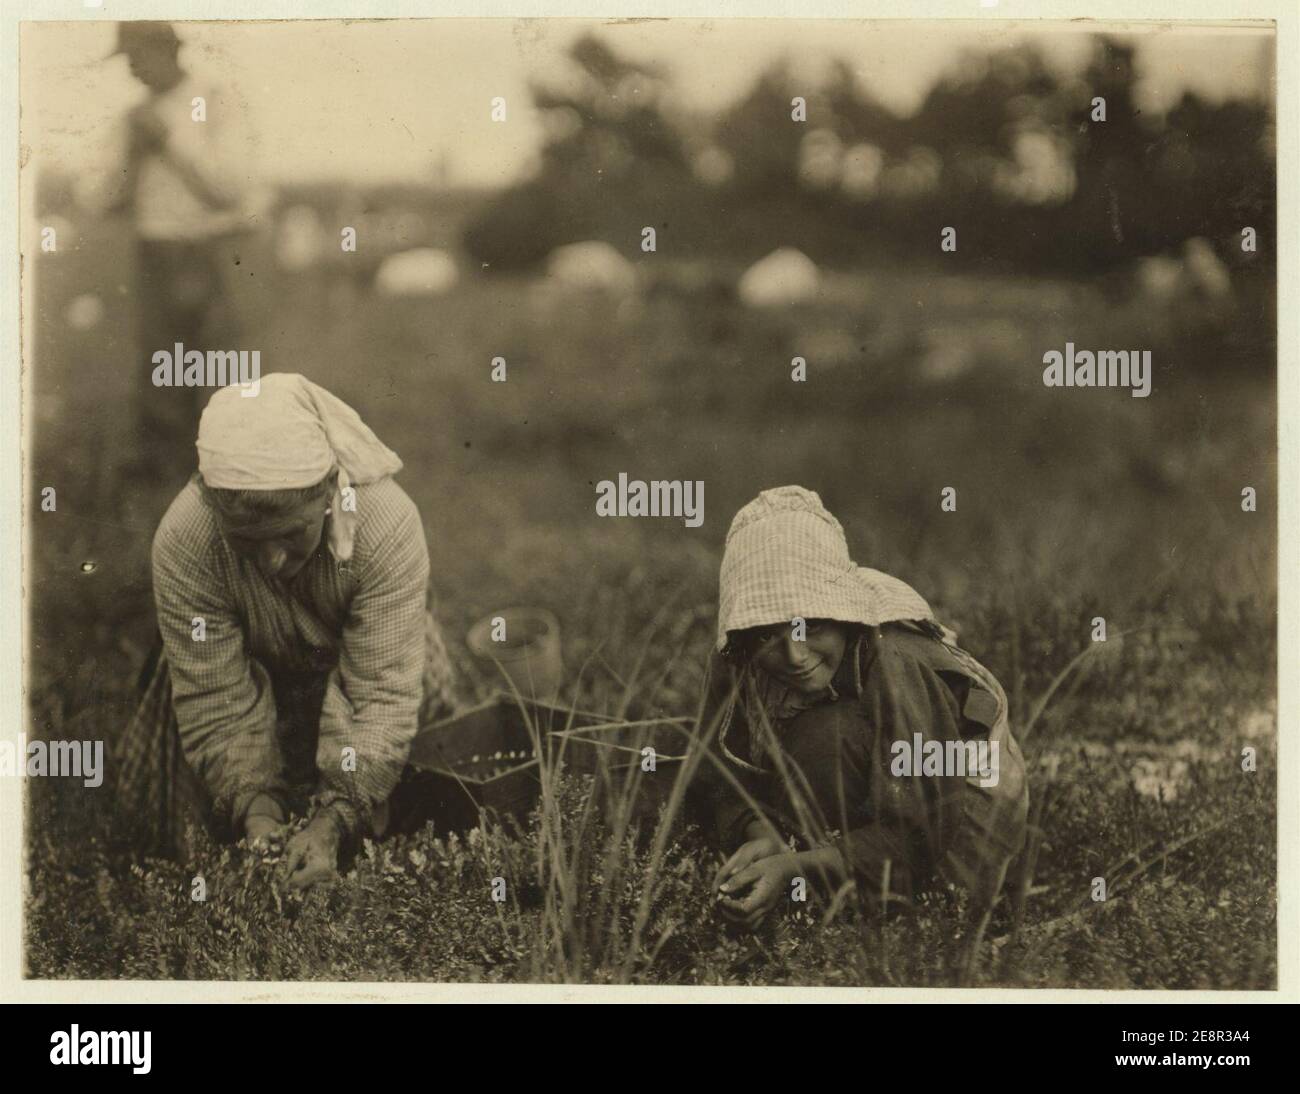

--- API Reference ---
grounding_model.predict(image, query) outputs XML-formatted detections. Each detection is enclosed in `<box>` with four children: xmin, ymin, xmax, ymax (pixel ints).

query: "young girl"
<box><xmin>694</xmin><ymin>486</ymin><xmax>1028</xmax><ymax>930</ymax></box>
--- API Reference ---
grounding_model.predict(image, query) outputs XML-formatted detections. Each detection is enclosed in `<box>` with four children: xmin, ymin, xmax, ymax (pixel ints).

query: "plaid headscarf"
<box><xmin>196</xmin><ymin>373</ymin><xmax>402</xmax><ymax>562</ymax></box>
<box><xmin>716</xmin><ymin>485</ymin><xmax>934</xmax><ymax>651</ymax></box>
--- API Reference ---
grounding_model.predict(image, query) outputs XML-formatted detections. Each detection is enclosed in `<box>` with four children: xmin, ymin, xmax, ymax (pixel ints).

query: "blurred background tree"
<box><xmin>464</xmin><ymin>33</ymin><xmax>694</xmax><ymax>269</ymax></box>
<box><xmin>464</xmin><ymin>31</ymin><xmax>1274</xmax><ymax>277</ymax></box>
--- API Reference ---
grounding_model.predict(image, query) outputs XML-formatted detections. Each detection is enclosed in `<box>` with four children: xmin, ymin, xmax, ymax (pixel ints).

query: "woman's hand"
<box><xmin>716</xmin><ymin>852</ymin><xmax>802</xmax><ymax>931</ymax></box>
<box><xmin>243</xmin><ymin>794</ymin><xmax>286</xmax><ymax>850</ymax></box>
<box><xmin>283</xmin><ymin>814</ymin><xmax>342</xmax><ymax>891</ymax></box>
<box><xmin>245</xmin><ymin>813</ymin><xmax>286</xmax><ymax>848</ymax></box>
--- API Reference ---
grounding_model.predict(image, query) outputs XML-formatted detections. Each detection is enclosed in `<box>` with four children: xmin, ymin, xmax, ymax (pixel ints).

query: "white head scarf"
<box><xmin>196</xmin><ymin>373</ymin><xmax>402</xmax><ymax>562</ymax></box>
<box><xmin>716</xmin><ymin>485</ymin><xmax>934</xmax><ymax>651</ymax></box>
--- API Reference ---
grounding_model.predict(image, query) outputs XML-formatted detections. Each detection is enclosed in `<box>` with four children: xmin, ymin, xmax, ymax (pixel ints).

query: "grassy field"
<box><xmin>23</xmin><ymin>219</ymin><xmax>1276</xmax><ymax>986</ymax></box>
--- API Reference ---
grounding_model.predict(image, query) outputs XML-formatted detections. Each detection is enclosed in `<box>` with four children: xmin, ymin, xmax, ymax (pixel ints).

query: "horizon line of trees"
<box><xmin>464</xmin><ymin>33</ymin><xmax>1275</xmax><ymax>276</ymax></box>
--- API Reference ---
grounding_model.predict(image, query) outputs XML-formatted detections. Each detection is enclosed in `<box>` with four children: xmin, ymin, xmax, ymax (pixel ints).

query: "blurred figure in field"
<box><xmin>81</xmin><ymin>22</ymin><xmax>262</xmax><ymax>482</ymax></box>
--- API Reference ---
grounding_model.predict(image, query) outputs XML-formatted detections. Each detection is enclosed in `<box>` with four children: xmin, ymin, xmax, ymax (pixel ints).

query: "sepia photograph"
<box><xmin>15</xmin><ymin>11</ymin><xmax>1278</xmax><ymax>993</ymax></box>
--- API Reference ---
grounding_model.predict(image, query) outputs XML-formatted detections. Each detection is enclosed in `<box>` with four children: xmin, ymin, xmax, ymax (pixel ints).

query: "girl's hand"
<box><xmin>714</xmin><ymin>817</ymin><xmax>788</xmax><ymax>890</ymax></box>
<box><xmin>713</xmin><ymin>833</ymin><xmax>787</xmax><ymax>893</ymax></box>
<box><xmin>716</xmin><ymin>852</ymin><xmax>801</xmax><ymax>931</ymax></box>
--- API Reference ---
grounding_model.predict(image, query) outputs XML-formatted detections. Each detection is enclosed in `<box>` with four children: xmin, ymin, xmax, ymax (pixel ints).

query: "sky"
<box><xmin>21</xmin><ymin>18</ymin><xmax>1274</xmax><ymax>189</ymax></box>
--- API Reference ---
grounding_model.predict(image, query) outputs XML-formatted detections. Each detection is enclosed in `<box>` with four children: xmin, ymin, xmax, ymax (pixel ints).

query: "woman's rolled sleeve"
<box><xmin>314</xmin><ymin>488</ymin><xmax>429</xmax><ymax>836</ymax></box>
<box><xmin>692</xmin><ymin>652</ymin><xmax>764</xmax><ymax>851</ymax></box>
<box><xmin>152</xmin><ymin>521</ymin><xmax>285</xmax><ymax>831</ymax></box>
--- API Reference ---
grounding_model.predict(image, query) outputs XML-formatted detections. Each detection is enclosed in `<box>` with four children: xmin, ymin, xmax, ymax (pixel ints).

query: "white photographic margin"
<box><xmin>0</xmin><ymin>0</ymin><xmax>1294</xmax><ymax>1005</ymax></box>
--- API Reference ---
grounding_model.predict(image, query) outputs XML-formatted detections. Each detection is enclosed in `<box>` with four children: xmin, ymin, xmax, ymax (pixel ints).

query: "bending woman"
<box><xmin>117</xmin><ymin>373</ymin><xmax>456</xmax><ymax>889</ymax></box>
<box><xmin>695</xmin><ymin>486</ymin><xmax>1028</xmax><ymax>929</ymax></box>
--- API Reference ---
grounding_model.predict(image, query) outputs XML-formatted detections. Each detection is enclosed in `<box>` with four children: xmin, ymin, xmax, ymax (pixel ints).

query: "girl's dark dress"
<box><xmin>694</xmin><ymin>622</ymin><xmax>1028</xmax><ymax>906</ymax></box>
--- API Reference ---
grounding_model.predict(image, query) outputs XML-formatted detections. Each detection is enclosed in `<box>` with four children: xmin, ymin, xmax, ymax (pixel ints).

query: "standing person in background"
<box><xmin>81</xmin><ymin>21</ymin><xmax>264</xmax><ymax>483</ymax></box>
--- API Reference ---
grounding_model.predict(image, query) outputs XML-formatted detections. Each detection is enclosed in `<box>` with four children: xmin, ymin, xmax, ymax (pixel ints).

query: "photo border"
<box><xmin>2</xmin><ymin>0</ymin><xmax>1292</xmax><ymax>1004</ymax></box>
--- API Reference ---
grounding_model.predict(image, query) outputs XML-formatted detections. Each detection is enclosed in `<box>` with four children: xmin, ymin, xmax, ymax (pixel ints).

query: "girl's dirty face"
<box><xmin>747</xmin><ymin>619</ymin><xmax>850</xmax><ymax>695</ymax></box>
<box><xmin>221</xmin><ymin>499</ymin><xmax>328</xmax><ymax>583</ymax></box>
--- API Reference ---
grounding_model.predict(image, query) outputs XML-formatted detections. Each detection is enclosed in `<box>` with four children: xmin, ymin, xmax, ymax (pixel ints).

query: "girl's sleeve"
<box><xmin>152</xmin><ymin>517</ymin><xmax>286</xmax><ymax>833</ymax></box>
<box><xmin>832</xmin><ymin>641</ymin><xmax>970</xmax><ymax>891</ymax></box>
<box><xmin>314</xmin><ymin>486</ymin><xmax>429</xmax><ymax>838</ymax></box>
<box><xmin>691</xmin><ymin>652</ymin><xmax>761</xmax><ymax>852</ymax></box>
